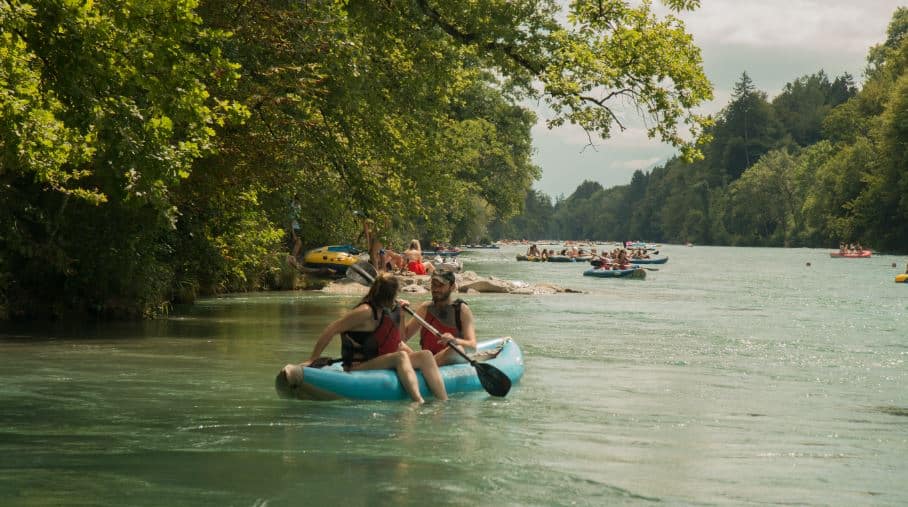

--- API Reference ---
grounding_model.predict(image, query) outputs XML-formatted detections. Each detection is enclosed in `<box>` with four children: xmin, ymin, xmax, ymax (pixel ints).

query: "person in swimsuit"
<box><xmin>404</xmin><ymin>239</ymin><xmax>434</xmax><ymax>275</ymax></box>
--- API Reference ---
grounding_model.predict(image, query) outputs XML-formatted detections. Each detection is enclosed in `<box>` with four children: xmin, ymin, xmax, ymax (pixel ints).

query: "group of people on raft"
<box><xmin>525</xmin><ymin>244</ymin><xmax>651</xmax><ymax>269</ymax></box>
<box><xmin>838</xmin><ymin>242</ymin><xmax>866</xmax><ymax>254</ymax></box>
<box><xmin>280</xmin><ymin>269</ymin><xmax>476</xmax><ymax>403</ymax></box>
<box><xmin>526</xmin><ymin>244</ymin><xmax>593</xmax><ymax>260</ymax></box>
<box><xmin>590</xmin><ymin>248</ymin><xmax>635</xmax><ymax>270</ymax></box>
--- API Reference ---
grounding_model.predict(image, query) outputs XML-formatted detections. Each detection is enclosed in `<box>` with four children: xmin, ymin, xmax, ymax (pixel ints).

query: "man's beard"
<box><xmin>432</xmin><ymin>290</ymin><xmax>451</xmax><ymax>306</ymax></box>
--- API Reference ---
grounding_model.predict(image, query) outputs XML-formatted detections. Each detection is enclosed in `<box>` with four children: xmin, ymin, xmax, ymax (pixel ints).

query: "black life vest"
<box><xmin>341</xmin><ymin>302</ymin><xmax>402</xmax><ymax>368</ymax></box>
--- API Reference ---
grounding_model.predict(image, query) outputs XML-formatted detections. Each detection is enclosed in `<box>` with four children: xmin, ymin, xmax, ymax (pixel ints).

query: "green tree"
<box><xmin>772</xmin><ymin>71</ymin><xmax>856</xmax><ymax>147</ymax></box>
<box><xmin>724</xmin><ymin>149</ymin><xmax>804</xmax><ymax>246</ymax></box>
<box><xmin>1</xmin><ymin>0</ymin><xmax>717</xmax><ymax>318</ymax></box>
<box><xmin>708</xmin><ymin>72</ymin><xmax>782</xmax><ymax>181</ymax></box>
<box><xmin>0</xmin><ymin>0</ymin><xmax>244</xmax><ymax>318</ymax></box>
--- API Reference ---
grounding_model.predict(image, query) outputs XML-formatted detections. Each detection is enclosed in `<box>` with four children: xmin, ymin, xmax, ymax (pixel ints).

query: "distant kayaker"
<box><xmin>617</xmin><ymin>249</ymin><xmax>630</xmax><ymax>268</ymax></box>
<box><xmin>403</xmin><ymin>270</ymin><xmax>478</xmax><ymax>366</ymax></box>
<box><xmin>280</xmin><ymin>272</ymin><xmax>448</xmax><ymax>403</ymax></box>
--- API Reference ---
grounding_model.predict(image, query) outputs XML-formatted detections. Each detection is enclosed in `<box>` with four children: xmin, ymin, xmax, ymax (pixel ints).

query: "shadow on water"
<box><xmin>874</xmin><ymin>406</ymin><xmax>908</xmax><ymax>417</ymax></box>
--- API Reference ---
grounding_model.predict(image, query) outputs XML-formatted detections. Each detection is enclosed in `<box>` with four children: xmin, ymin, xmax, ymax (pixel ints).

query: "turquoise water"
<box><xmin>1</xmin><ymin>246</ymin><xmax>906</xmax><ymax>505</ymax></box>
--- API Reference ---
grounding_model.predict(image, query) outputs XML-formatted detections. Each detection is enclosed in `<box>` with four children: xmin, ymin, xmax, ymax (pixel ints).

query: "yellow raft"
<box><xmin>896</xmin><ymin>273</ymin><xmax>907</xmax><ymax>283</ymax></box>
<box><xmin>303</xmin><ymin>245</ymin><xmax>362</xmax><ymax>274</ymax></box>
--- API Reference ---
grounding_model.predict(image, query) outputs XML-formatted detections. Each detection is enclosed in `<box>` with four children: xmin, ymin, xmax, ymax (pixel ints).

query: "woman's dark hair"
<box><xmin>360</xmin><ymin>272</ymin><xmax>399</xmax><ymax>309</ymax></box>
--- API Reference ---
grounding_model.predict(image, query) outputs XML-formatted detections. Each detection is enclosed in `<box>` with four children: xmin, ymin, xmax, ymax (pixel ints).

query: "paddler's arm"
<box><xmin>400</xmin><ymin>302</ymin><xmax>428</xmax><ymax>342</ymax></box>
<box><xmin>305</xmin><ymin>304</ymin><xmax>370</xmax><ymax>363</ymax></box>
<box><xmin>446</xmin><ymin>304</ymin><xmax>477</xmax><ymax>350</ymax></box>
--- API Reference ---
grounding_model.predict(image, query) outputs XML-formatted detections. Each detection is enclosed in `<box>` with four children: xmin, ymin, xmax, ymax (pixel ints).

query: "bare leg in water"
<box><xmin>353</xmin><ymin>350</ymin><xmax>448</xmax><ymax>402</ymax></box>
<box><xmin>405</xmin><ymin>350</ymin><xmax>448</xmax><ymax>400</ymax></box>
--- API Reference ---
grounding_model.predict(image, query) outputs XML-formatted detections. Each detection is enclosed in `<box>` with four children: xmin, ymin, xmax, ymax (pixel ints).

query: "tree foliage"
<box><xmin>1</xmin><ymin>0</ymin><xmax>245</xmax><ymax>318</ymax></box>
<box><xmin>1</xmin><ymin>0</ymin><xmax>713</xmax><ymax>318</ymax></box>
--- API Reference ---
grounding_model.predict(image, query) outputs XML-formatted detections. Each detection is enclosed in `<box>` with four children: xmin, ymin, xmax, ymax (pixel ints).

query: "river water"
<box><xmin>1</xmin><ymin>245</ymin><xmax>906</xmax><ymax>506</ymax></box>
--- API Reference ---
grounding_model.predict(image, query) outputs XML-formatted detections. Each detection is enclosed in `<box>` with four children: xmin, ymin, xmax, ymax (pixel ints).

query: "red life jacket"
<box><xmin>420</xmin><ymin>300</ymin><xmax>465</xmax><ymax>355</ymax></box>
<box><xmin>341</xmin><ymin>303</ymin><xmax>402</xmax><ymax>367</ymax></box>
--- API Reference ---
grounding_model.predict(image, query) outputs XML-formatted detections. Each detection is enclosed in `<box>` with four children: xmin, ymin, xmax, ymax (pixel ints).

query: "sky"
<box><xmin>531</xmin><ymin>0</ymin><xmax>902</xmax><ymax>198</ymax></box>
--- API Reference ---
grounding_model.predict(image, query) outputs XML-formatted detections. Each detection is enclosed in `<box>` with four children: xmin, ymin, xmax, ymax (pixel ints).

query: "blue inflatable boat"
<box><xmin>628</xmin><ymin>256</ymin><xmax>668</xmax><ymax>264</ymax></box>
<box><xmin>583</xmin><ymin>266</ymin><xmax>645</xmax><ymax>278</ymax></box>
<box><xmin>276</xmin><ymin>337</ymin><xmax>523</xmax><ymax>401</ymax></box>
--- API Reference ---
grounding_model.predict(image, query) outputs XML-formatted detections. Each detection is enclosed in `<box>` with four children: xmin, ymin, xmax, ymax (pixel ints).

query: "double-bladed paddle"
<box><xmin>346</xmin><ymin>261</ymin><xmax>511</xmax><ymax>397</ymax></box>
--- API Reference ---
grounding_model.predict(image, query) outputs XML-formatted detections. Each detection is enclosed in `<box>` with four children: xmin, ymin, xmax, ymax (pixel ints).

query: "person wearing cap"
<box><xmin>402</xmin><ymin>270</ymin><xmax>477</xmax><ymax>366</ymax></box>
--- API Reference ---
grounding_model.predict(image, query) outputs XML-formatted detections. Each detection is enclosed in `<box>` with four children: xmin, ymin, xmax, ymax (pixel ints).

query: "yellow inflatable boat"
<box><xmin>896</xmin><ymin>273</ymin><xmax>907</xmax><ymax>283</ymax></box>
<box><xmin>303</xmin><ymin>245</ymin><xmax>362</xmax><ymax>274</ymax></box>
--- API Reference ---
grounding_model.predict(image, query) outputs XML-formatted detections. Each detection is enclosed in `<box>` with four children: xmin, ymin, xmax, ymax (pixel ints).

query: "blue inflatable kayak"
<box><xmin>548</xmin><ymin>255</ymin><xmax>593</xmax><ymax>263</ymax></box>
<box><xmin>628</xmin><ymin>256</ymin><xmax>668</xmax><ymax>264</ymax></box>
<box><xmin>583</xmin><ymin>266</ymin><xmax>645</xmax><ymax>278</ymax></box>
<box><xmin>276</xmin><ymin>338</ymin><xmax>523</xmax><ymax>400</ymax></box>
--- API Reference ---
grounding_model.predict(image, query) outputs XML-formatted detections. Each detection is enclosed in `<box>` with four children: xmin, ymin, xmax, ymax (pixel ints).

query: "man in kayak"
<box><xmin>402</xmin><ymin>270</ymin><xmax>478</xmax><ymax>366</ymax></box>
<box><xmin>280</xmin><ymin>272</ymin><xmax>448</xmax><ymax>403</ymax></box>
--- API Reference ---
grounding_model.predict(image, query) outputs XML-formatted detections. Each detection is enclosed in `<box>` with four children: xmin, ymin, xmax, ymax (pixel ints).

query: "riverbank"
<box><xmin>321</xmin><ymin>270</ymin><xmax>583</xmax><ymax>295</ymax></box>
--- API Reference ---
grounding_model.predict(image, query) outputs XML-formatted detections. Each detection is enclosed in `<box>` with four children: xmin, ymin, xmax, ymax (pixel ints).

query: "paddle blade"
<box><xmin>346</xmin><ymin>260</ymin><xmax>378</xmax><ymax>286</ymax></box>
<box><xmin>475</xmin><ymin>363</ymin><xmax>512</xmax><ymax>397</ymax></box>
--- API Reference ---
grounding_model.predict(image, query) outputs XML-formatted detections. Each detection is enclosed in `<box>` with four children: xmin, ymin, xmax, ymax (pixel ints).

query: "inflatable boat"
<box><xmin>583</xmin><ymin>266</ymin><xmax>645</xmax><ymax>278</ymax></box>
<box><xmin>303</xmin><ymin>245</ymin><xmax>363</xmax><ymax>274</ymax></box>
<box><xmin>829</xmin><ymin>250</ymin><xmax>872</xmax><ymax>258</ymax></box>
<box><xmin>276</xmin><ymin>338</ymin><xmax>523</xmax><ymax>401</ymax></box>
<box><xmin>627</xmin><ymin>256</ymin><xmax>668</xmax><ymax>264</ymax></box>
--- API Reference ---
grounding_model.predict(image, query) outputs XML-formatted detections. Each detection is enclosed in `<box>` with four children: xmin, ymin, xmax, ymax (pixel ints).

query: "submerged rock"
<box><xmin>458</xmin><ymin>279</ymin><xmax>511</xmax><ymax>293</ymax></box>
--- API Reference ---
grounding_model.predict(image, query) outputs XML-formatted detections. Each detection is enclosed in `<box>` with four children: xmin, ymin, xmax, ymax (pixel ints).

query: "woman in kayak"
<box><xmin>281</xmin><ymin>272</ymin><xmax>448</xmax><ymax>403</ymax></box>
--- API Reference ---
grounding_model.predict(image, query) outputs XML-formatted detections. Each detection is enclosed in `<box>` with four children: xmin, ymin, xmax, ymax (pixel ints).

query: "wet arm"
<box><xmin>452</xmin><ymin>304</ymin><xmax>477</xmax><ymax>349</ymax></box>
<box><xmin>401</xmin><ymin>303</ymin><xmax>428</xmax><ymax>342</ymax></box>
<box><xmin>306</xmin><ymin>306</ymin><xmax>369</xmax><ymax>361</ymax></box>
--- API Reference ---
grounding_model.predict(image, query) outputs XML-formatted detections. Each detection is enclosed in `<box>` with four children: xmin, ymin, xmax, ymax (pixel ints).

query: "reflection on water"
<box><xmin>1</xmin><ymin>246</ymin><xmax>907</xmax><ymax>505</ymax></box>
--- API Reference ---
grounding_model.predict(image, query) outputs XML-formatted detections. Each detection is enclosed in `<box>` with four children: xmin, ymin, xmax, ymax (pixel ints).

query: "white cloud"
<box><xmin>531</xmin><ymin>120</ymin><xmax>665</xmax><ymax>149</ymax></box>
<box><xmin>657</xmin><ymin>0</ymin><xmax>893</xmax><ymax>54</ymax></box>
<box><xmin>532</xmin><ymin>120</ymin><xmax>601</xmax><ymax>146</ymax></box>
<box><xmin>609</xmin><ymin>157</ymin><xmax>666</xmax><ymax>171</ymax></box>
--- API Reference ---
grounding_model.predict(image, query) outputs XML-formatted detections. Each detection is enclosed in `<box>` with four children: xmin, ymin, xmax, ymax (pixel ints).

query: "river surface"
<box><xmin>2</xmin><ymin>245</ymin><xmax>906</xmax><ymax>506</ymax></box>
